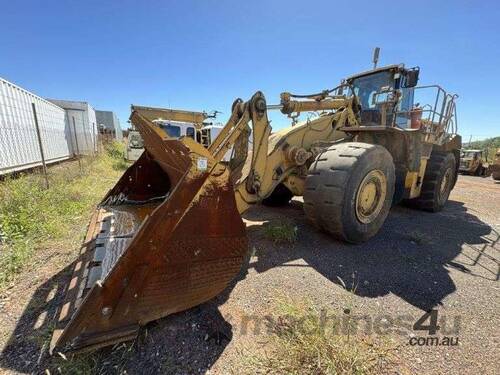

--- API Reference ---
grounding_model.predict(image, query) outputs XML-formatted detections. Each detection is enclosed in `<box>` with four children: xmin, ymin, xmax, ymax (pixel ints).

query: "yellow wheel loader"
<box><xmin>459</xmin><ymin>149</ymin><xmax>487</xmax><ymax>176</ymax></box>
<box><xmin>50</xmin><ymin>64</ymin><xmax>461</xmax><ymax>353</ymax></box>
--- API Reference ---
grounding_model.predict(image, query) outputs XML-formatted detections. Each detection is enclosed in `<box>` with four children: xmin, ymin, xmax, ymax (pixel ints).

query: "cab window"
<box><xmin>160</xmin><ymin>124</ymin><xmax>181</xmax><ymax>138</ymax></box>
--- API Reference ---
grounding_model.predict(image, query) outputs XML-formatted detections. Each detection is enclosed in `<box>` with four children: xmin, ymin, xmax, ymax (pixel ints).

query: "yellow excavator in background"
<box><xmin>50</xmin><ymin>63</ymin><xmax>461</xmax><ymax>353</ymax></box>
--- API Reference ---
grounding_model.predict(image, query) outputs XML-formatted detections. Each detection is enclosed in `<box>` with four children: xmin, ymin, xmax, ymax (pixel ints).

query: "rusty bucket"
<box><xmin>50</xmin><ymin>111</ymin><xmax>248</xmax><ymax>353</ymax></box>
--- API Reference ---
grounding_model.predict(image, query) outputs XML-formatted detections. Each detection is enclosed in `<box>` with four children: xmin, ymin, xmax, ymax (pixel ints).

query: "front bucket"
<box><xmin>50</xmin><ymin>112</ymin><xmax>248</xmax><ymax>353</ymax></box>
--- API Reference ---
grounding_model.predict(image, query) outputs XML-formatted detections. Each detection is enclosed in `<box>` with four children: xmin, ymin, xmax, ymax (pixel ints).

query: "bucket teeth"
<box><xmin>51</xmin><ymin>111</ymin><xmax>248</xmax><ymax>353</ymax></box>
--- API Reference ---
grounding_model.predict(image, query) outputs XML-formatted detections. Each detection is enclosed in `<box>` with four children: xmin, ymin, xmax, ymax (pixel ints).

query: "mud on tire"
<box><xmin>304</xmin><ymin>142</ymin><xmax>395</xmax><ymax>244</ymax></box>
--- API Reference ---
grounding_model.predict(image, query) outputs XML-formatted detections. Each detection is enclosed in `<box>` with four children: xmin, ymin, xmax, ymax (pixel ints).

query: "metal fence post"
<box><xmin>72</xmin><ymin>116</ymin><xmax>83</xmax><ymax>173</ymax></box>
<box><xmin>82</xmin><ymin>122</ymin><xmax>91</xmax><ymax>156</ymax></box>
<box><xmin>32</xmin><ymin>103</ymin><xmax>49</xmax><ymax>189</ymax></box>
<box><xmin>92</xmin><ymin>122</ymin><xmax>97</xmax><ymax>156</ymax></box>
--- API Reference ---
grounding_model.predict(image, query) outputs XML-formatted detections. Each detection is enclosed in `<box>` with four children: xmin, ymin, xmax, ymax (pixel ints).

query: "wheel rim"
<box><xmin>439</xmin><ymin>167</ymin><xmax>453</xmax><ymax>203</ymax></box>
<box><xmin>355</xmin><ymin>169</ymin><xmax>387</xmax><ymax>224</ymax></box>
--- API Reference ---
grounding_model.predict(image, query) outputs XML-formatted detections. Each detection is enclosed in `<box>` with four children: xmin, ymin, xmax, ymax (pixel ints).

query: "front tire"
<box><xmin>304</xmin><ymin>142</ymin><xmax>395</xmax><ymax>244</ymax></box>
<box><xmin>474</xmin><ymin>165</ymin><xmax>484</xmax><ymax>176</ymax></box>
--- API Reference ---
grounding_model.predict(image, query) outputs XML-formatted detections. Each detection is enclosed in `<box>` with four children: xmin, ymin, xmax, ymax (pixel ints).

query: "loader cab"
<box><xmin>460</xmin><ymin>149</ymin><xmax>482</xmax><ymax>159</ymax></box>
<box><xmin>345</xmin><ymin>64</ymin><xmax>419</xmax><ymax>128</ymax></box>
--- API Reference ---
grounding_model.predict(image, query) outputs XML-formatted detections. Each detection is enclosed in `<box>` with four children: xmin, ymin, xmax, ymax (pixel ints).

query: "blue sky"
<box><xmin>1</xmin><ymin>0</ymin><xmax>499</xmax><ymax>139</ymax></box>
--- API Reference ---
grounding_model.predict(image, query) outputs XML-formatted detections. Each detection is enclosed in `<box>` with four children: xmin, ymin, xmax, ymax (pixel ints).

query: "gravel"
<box><xmin>0</xmin><ymin>175</ymin><xmax>498</xmax><ymax>374</ymax></box>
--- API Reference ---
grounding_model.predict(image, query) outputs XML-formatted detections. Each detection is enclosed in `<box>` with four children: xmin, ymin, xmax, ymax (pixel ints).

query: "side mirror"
<box><xmin>404</xmin><ymin>68</ymin><xmax>420</xmax><ymax>88</ymax></box>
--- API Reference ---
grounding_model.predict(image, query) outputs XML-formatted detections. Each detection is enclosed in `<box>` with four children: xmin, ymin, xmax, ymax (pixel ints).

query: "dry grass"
<box><xmin>248</xmin><ymin>296</ymin><xmax>395</xmax><ymax>375</ymax></box>
<box><xmin>0</xmin><ymin>142</ymin><xmax>128</xmax><ymax>289</ymax></box>
<box><xmin>50</xmin><ymin>342</ymin><xmax>136</xmax><ymax>375</ymax></box>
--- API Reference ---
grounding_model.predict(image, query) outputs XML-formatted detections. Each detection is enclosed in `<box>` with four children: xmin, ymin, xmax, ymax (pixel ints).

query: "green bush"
<box><xmin>0</xmin><ymin>149</ymin><xmax>125</xmax><ymax>288</ymax></box>
<box><xmin>105</xmin><ymin>141</ymin><xmax>125</xmax><ymax>159</ymax></box>
<box><xmin>264</xmin><ymin>220</ymin><xmax>298</xmax><ymax>243</ymax></box>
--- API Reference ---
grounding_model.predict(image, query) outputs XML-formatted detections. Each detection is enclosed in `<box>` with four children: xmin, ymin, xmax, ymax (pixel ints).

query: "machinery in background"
<box><xmin>459</xmin><ymin>149</ymin><xmax>488</xmax><ymax>176</ymax></box>
<box><xmin>124</xmin><ymin>106</ymin><xmax>225</xmax><ymax>161</ymax></box>
<box><xmin>125</xmin><ymin>129</ymin><xmax>145</xmax><ymax>161</ymax></box>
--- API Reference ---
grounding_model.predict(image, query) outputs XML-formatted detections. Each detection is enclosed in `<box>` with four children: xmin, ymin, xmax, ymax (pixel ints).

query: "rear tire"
<box><xmin>304</xmin><ymin>142</ymin><xmax>395</xmax><ymax>244</ymax></box>
<box><xmin>262</xmin><ymin>183</ymin><xmax>293</xmax><ymax>207</ymax></box>
<box><xmin>492</xmin><ymin>171</ymin><xmax>500</xmax><ymax>181</ymax></box>
<box><xmin>406</xmin><ymin>151</ymin><xmax>456</xmax><ymax>212</ymax></box>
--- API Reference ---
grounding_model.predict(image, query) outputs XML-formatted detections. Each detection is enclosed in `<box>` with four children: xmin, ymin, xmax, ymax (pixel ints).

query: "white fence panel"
<box><xmin>0</xmin><ymin>77</ymin><xmax>70</xmax><ymax>175</ymax></box>
<box><xmin>48</xmin><ymin>99</ymin><xmax>98</xmax><ymax>156</ymax></box>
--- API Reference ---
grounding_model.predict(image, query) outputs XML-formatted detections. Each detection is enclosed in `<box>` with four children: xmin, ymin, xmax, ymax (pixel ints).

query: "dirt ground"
<box><xmin>0</xmin><ymin>175</ymin><xmax>499</xmax><ymax>374</ymax></box>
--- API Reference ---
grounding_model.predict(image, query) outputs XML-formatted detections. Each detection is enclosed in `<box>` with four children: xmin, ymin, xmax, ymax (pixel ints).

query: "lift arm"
<box><xmin>205</xmin><ymin>90</ymin><xmax>360</xmax><ymax>213</ymax></box>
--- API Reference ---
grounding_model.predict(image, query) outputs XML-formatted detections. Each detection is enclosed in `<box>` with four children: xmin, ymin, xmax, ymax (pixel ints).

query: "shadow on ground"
<box><xmin>0</xmin><ymin>251</ymin><xmax>251</xmax><ymax>374</ymax></box>
<box><xmin>1</xmin><ymin>199</ymin><xmax>498</xmax><ymax>373</ymax></box>
<box><xmin>246</xmin><ymin>199</ymin><xmax>499</xmax><ymax>311</ymax></box>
